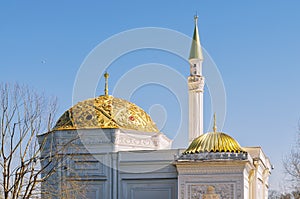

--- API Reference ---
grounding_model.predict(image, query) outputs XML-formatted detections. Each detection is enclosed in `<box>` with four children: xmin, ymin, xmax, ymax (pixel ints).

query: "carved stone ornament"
<box><xmin>188</xmin><ymin>76</ymin><xmax>205</xmax><ymax>92</ymax></box>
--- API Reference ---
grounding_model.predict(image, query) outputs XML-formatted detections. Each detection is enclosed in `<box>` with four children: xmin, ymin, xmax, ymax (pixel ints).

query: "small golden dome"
<box><xmin>53</xmin><ymin>95</ymin><xmax>159</xmax><ymax>133</ymax></box>
<box><xmin>184</xmin><ymin>132</ymin><xmax>245</xmax><ymax>154</ymax></box>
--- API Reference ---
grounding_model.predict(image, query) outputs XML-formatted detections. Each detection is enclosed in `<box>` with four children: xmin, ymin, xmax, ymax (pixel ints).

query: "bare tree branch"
<box><xmin>0</xmin><ymin>83</ymin><xmax>62</xmax><ymax>198</ymax></box>
<box><xmin>283</xmin><ymin>123</ymin><xmax>300</xmax><ymax>193</ymax></box>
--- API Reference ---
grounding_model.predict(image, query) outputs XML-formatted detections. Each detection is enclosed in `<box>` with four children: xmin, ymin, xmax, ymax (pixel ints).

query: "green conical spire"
<box><xmin>189</xmin><ymin>15</ymin><xmax>203</xmax><ymax>60</ymax></box>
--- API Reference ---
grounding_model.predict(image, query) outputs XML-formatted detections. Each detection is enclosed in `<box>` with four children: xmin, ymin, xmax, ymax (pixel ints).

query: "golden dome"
<box><xmin>184</xmin><ymin>132</ymin><xmax>245</xmax><ymax>154</ymax></box>
<box><xmin>53</xmin><ymin>95</ymin><xmax>159</xmax><ymax>133</ymax></box>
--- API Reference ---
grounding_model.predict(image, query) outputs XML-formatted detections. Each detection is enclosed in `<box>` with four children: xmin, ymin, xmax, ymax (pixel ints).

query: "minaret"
<box><xmin>188</xmin><ymin>15</ymin><xmax>205</xmax><ymax>144</ymax></box>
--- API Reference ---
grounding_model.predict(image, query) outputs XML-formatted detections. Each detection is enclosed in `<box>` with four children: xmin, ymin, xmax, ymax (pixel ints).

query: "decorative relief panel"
<box><xmin>203</xmin><ymin>186</ymin><xmax>220</xmax><ymax>199</ymax></box>
<box><xmin>115</xmin><ymin>134</ymin><xmax>156</xmax><ymax>148</ymax></box>
<box><xmin>79</xmin><ymin>134</ymin><xmax>111</xmax><ymax>145</ymax></box>
<box><xmin>188</xmin><ymin>183</ymin><xmax>234</xmax><ymax>199</ymax></box>
<box><xmin>180</xmin><ymin>183</ymin><xmax>185</xmax><ymax>199</ymax></box>
<box><xmin>188</xmin><ymin>76</ymin><xmax>205</xmax><ymax>92</ymax></box>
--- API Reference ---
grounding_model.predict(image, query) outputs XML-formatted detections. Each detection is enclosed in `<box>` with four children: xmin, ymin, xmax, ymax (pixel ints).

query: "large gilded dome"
<box><xmin>184</xmin><ymin>131</ymin><xmax>245</xmax><ymax>154</ymax></box>
<box><xmin>53</xmin><ymin>95</ymin><xmax>159</xmax><ymax>133</ymax></box>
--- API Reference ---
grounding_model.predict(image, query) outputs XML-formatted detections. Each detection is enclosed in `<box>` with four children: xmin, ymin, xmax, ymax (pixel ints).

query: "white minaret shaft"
<box><xmin>188</xmin><ymin>15</ymin><xmax>205</xmax><ymax>144</ymax></box>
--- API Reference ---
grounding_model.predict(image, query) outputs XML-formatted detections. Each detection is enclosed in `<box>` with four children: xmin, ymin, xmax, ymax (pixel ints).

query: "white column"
<box><xmin>188</xmin><ymin>74</ymin><xmax>204</xmax><ymax>143</ymax></box>
<box><xmin>111</xmin><ymin>153</ymin><xmax>118</xmax><ymax>199</ymax></box>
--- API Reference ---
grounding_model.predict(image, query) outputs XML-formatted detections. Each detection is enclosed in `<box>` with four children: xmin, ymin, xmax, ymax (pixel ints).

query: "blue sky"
<box><xmin>1</xmin><ymin>0</ymin><xmax>300</xmax><ymax>191</ymax></box>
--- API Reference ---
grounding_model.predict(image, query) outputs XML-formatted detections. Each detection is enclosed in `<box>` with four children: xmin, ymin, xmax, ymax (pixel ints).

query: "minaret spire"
<box><xmin>188</xmin><ymin>15</ymin><xmax>205</xmax><ymax>144</ymax></box>
<box><xmin>104</xmin><ymin>72</ymin><xmax>109</xmax><ymax>96</ymax></box>
<box><xmin>189</xmin><ymin>15</ymin><xmax>203</xmax><ymax>61</ymax></box>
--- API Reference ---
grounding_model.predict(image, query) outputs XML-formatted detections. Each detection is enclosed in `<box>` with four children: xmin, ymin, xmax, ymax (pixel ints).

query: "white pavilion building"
<box><xmin>38</xmin><ymin>17</ymin><xmax>271</xmax><ymax>199</ymax></box>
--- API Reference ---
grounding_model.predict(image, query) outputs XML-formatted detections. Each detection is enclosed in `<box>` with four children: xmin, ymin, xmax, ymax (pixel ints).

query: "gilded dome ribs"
<box><xmin>93</xmin><ymin>105</ymin><xmax>121</xmax><ymax>127</ymax></box>
<box><xmin>184</xmin><ymin>132</ymin><xmax>246</xmax><ymax>154</ymax></box>
<box><xmin>53</xmin><ymin>95</ymin><xmax>159</xmax><ymax>133</ymax></box>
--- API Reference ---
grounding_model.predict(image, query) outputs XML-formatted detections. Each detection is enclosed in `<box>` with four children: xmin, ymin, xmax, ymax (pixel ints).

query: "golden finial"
<box><xmin>213</xmin><ymin>113</ymin><xmax>217</xmax><ymax>132</ymax></box>
<box><xmin>104</xmin><ymin>72</ymin><xmax>109</xmax><ymax>96</ymax></box>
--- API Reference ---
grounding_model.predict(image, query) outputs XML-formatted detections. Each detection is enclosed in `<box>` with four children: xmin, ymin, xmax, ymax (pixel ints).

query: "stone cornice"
<box><xmin>175</xmin><ymin>160</ymin><xmax>249</xmax><ymax>174</ymax></box>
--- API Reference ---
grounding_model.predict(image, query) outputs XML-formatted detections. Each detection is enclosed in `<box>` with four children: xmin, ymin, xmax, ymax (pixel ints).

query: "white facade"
<box><xmin>245</xmin><ymin>147</ymin><xmax>271</xmax><ymax>199</ymax></box>
<box><xmin>38</xmin><ymin>129</ymin><xmax>178</xmax><ymax>199</ymax></box>
<box><xmin>38</xmin><ymin>129</ymin><xmax>271</xmax><ymax>199</ymax></box>
<box><xmin>174</xmin><ymin>148</ymin><xmax>271</xmax><ymax>199</ymax></box>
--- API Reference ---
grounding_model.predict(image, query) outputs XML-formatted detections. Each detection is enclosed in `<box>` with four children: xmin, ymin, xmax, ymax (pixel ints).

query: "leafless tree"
<box><xmin>39</xmin><ymin>143</ymin><xmax>89</xmax><ymax>199</ymax></box>
<box><xmin>0</xmin><ymin>82</ymin><xmax>92</xmax><ymax>199</ymax></box>
<box><xmin>41</xmin><ymin>177</ymin><xmax>87</xmax><ymax>199</ymax></box>
<box><xmin>269</xmin><ymin>190</ymin><xmax>300</xmax><ymax>199</ymax></box>
<box><xmin>269</xmin><ymin>190</ymin><xmax>281</xmax><ymax>199</ymax></box>
<box><xmin>283</xmin><ymin>123</ymin><xmax>300</xmax><ymax>193</ymax></box>
<box><xmin>0</xmin><ymin>82</ymin><xmax>83</xmax><ymax>199</ymax></box>
<box><xmin>0</xmin><ymin>83</ymin><xmax>60</xmax><ymax>198</ymax></box>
